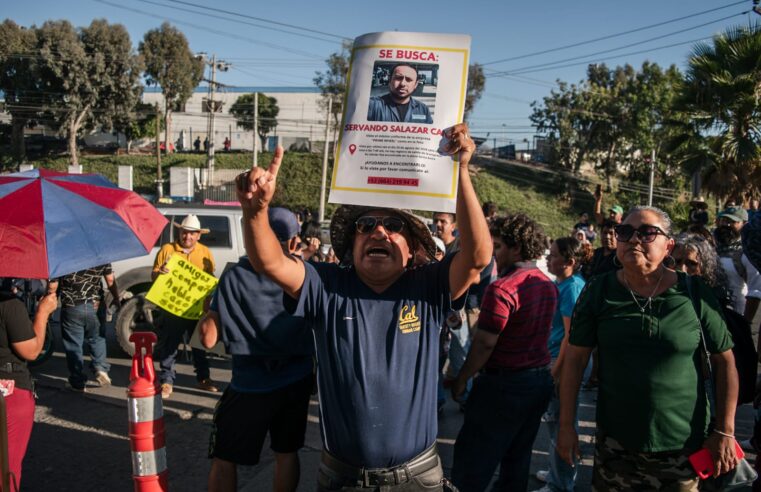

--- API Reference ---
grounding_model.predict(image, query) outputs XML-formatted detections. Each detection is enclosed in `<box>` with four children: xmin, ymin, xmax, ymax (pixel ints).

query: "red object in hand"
<box><xmin>688</xmin><ymin>440</ymin><xmax>744</xmax><ymax>479</ymax></box>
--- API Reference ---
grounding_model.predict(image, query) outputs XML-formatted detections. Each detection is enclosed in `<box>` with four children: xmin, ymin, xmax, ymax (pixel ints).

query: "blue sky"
<box><xmin>4</xmin><ymin>0</ymin><xmax>756</xmax><ymax>146</ymax></box>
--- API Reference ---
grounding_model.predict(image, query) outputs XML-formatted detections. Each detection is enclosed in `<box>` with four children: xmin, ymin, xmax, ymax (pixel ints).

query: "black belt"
<box><xmin>482</xmin><ymin>364</ymin><xmax>550</xmax><ymax>376</ymax></box>
<box><xmin>0</xmin><ymin>362</ymin><xmax>26</xmax><ymax>373</ymax></box>
<box><xmin>320</xmin><ymin>444</ymin><xmax>440</xmax><ymax>487</ymax></box>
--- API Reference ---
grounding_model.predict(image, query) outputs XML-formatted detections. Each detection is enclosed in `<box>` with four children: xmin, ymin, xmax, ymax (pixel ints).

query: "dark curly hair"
<box><xmin>554</xmin><ymin>236</ymin><xmax>594</xmax><ymax>272</ymax></box>
<box><xmin>490</xmin><ymin>213</ymin><xmax>547</xmax><ymax>261</ymax></box>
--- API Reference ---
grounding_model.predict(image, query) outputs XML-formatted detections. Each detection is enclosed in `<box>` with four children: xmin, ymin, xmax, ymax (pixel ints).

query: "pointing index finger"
<box><xmin>267</xmin><ymin>145</ymin><xmax>284</xmax><ymax>177</ymax></box>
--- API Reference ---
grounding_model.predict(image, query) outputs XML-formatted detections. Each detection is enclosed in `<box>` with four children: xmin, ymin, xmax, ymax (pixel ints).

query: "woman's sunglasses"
<box><xmin>355</xmin><ymin>216</ymin><xmax>405</xmax><ymax>235</ymax></box>
<box><xmin>614</xmin><ymin>224</ymin><xmax>668</xmax><ymax>243</ymax></box>
<box><xmin>674</xmin><ymin>258</ymin><xmax>700</xmax><ymax>269</ymax></box>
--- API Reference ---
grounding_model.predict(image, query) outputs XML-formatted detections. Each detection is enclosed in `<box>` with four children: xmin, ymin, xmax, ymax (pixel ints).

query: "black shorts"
<box><xmin>208</xmin><ymin>374</ymin><xmax>312</xmax><ymax>465</ymax></box>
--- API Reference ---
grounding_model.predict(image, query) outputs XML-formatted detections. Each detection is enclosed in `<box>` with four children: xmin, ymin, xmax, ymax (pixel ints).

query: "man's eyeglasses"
<box><xmin>355</xmin><ymin>216</ymin><xmax>405</xmax><ymax>235</ymax></box>
<box><xmin>613</xmin><ymin>224</ymin><xmax>669</xmax><ymax>243</ymax></box>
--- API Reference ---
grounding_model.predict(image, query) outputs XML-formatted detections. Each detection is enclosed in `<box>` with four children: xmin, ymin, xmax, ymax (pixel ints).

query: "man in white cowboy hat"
<box><xmin>152</xmin><ymin>214</ymin><xmax>218</xmax><ymax>398</ymax></box>
<box><xmin>236</xmin><ymin>123</ymin><xmax>492</xmax><ymax>489</ymax></box>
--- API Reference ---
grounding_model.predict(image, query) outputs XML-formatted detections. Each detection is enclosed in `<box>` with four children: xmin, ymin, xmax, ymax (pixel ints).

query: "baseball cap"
<box><xmin>718</xmin><ymin>206</ymin><xmax>748</xmax><ymax>223</ymax></box>
<box><xmin>268</xmin><ymin>207</ymin><xmax>300</xmax><ymax>242</ymax></box>
<box><xmin>608</xmin><ymin>205</ymin><xmax>624</xmax><ymax>215</ymax></box>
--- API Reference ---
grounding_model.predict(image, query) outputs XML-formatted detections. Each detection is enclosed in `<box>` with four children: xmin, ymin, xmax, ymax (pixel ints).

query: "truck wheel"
<box><xmin>116</xmin><ymin>294</ymin><xmax>163</xmax><ymax>356</ymax></box>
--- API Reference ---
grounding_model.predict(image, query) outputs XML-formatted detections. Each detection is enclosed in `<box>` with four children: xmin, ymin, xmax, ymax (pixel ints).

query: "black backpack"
<box><xmin>686</xmin><ymin>275</ymin><xmax>757</xmax><ymax>405</ymax></box>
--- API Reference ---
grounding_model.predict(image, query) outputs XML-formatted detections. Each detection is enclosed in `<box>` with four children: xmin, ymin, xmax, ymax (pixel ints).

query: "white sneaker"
<box><xmin>94</xmin><ymin>371</ymin><xmax>112</xmax><ymax>387</ymax></box>
<box><xmin>535</xmin><ymin>470</ymin><xmax>549</xmax><ymax>483</ymax></box>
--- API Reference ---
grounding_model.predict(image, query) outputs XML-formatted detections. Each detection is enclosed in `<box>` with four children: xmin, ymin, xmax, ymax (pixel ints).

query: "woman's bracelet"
<box><xmin>712</xmin><ymin>429</ymin><xmax>735</xmax><ymax>439</ymax></box>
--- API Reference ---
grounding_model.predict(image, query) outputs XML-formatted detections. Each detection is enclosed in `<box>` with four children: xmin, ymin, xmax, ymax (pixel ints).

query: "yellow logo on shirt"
<box><xmin>398</xmin><ymin>305</ymin><xmax>421</xmax><ymax>334</ymax></box>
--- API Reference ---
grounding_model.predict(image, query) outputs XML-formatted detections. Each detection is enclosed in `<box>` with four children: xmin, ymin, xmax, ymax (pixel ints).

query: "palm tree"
<box><xmin>679</xmin><ymin>24</ymin><xmax>761</xmax><ymax>201</ymax></box>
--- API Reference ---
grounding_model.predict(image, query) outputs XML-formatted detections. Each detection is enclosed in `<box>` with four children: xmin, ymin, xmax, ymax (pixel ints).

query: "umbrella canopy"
<box><xmin>0</xmin><ymin>169</ymin><xmax>168</xmax><ymax>279</ymax></box>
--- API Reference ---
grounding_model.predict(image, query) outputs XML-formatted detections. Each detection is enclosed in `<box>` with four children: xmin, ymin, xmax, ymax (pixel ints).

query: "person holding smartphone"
<box><xmin>557</xmin><ymin>206</ymin><xmax>739</xmax><ymax>489</ymax></box>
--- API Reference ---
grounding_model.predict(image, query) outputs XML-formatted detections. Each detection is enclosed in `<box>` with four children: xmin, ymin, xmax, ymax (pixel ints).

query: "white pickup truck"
<box><xmin>111</xmin><ymin>204</ymin><xmax>247</xmax><ymax>354</ymax></box>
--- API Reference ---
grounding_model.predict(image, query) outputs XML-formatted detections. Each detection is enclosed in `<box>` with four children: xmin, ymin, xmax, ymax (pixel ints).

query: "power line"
<box><xmin>482</xmin><ymin>0</ymin><xmax>747</xmax><ymax>66</ymax></box>
<box><xmin>501</xmin><ymin>35</ymin><xmax>714</xmax><ymax>76</ymax></box>
<box><xmin>94</xmin><ymin>0</ymin><xmax>327</xmax><ymax>59</ymax></box>
<box><xmin>229</xmin><ymin>65</ymin><xmax>307</xmax><ymax>87</ymax></box>
<box><xmin>135</xmin><ymin>0</ymin><xmax>342</xmax><ymax>45</ymax></box>
<box><xmin>157</xmin><ymin>0</ymin><xmax>351</xmax><ymax>42</ymax></box>
<box><xmin>487</xmin><ymin>11</ymin><xmax>743</xmax><ymax>77</ymax></box>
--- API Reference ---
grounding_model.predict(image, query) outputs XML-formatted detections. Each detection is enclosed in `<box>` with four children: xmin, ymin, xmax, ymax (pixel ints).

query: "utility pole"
<box><xmin>197</xmin><ymin>52</ymin><xmax>230</xmax><ymax>186</ymax></box>
<box><xmin>155</xmin><ymin>103</ymin><xmax>163</xmax><ymax>199</ymax></box>
<box><xmin>318</xmin><ymin>96</ymin><xmax>333</xmax><ymax>223</ymax></box>
<box><xmin>253</xmin><ymin>92</ymin><xmax>259</xmax><ymax>167</ymax></box>
<box><xmin>647</xmin><ymin>149</ymin><xmax>656</xmax><ymax>206</ymax></box>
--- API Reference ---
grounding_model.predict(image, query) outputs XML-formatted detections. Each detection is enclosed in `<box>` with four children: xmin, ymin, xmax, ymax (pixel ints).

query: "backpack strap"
<box><xmin>684</xmin><ymin>274</ymin><xmax>717</xmax><ymax>415</ymax></box>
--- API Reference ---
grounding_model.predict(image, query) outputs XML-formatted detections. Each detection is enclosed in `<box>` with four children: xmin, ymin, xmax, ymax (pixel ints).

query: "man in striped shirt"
<box><xmin>451</xmin><ymin>213</ymin><xmax>558</xmax><ymax>492</ymax></box>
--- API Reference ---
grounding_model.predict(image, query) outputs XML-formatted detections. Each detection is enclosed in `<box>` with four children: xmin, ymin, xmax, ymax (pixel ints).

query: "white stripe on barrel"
<box><xmin>128</xmin><ymin>395</ymin><xmax>163</xmax><ymax>423</ymax></box>
<box><xmin>131</xmin><ymin>448</ymin><xmax>168</xmax><ymax>476</ymax></box>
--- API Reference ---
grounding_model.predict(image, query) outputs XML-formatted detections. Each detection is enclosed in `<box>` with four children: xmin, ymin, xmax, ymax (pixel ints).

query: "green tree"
<box><xmin>139</xmin><ymin>22</ymin><xmax>203</xmax><ymax>155</ymax></box>
<box><xmin>464</xmin><ymin>63</ymin><xmax>485</xmax><ymax>120</ymax></box>
<box><xmin>113</xmin><ymin>102</ymin><xmax>162</xmax><ymax>154</ymax></box>
<box><xmin>530</xmin><ymin>78</ymin><xmax>605</xmax><ymax>173</ymax></box>
<box><xmin>532</xmin><ymin>62</ymin><xmax>684</xmax><ymax>189</ymax></box>
<box><xmin>33</xmin><ymin>19</ymin><xmax>143</xmax><ymax>165</ymax></box>
<box><xmin>229</xmin><ymin>93</ymin><xmax>279</xmax><ymax>149</ymax></box>
<box><xmin>679</xmin><ymin>24</ymin><xmax>761</xmax><ymax>200</ymax></box>
<box><xmin>0</xmin><ymin>20</ymin><xmax>39</xmax><ymax>162</ymax></box>
<box><xmin>313</xmin><ymin>41</ymin><xmax>352</xmax><ymax>129</ymax></box>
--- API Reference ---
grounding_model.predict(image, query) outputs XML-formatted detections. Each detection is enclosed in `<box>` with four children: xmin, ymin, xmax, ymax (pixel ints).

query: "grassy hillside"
<box><xmin>471</xmin><ymin>168</ymin><xmax>580</xmax><ymax>240</ymax></box>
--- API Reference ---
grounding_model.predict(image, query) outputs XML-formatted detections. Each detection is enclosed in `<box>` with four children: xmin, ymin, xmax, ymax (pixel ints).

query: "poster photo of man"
<box><xmin>367</xmin><ymin>62</ymin><xmax>438</xmax><ymax>124</ymax></box>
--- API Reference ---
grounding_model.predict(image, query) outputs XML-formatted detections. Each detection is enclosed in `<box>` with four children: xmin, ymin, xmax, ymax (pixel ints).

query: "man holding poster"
<box><xmin>236</xmin><ymin>122</ymin><xmax>491</xmax><ymax>490</ymax></box>
<box><xmin>152</xmin><ymin>214</ymin><xmax>218</xmax><ymax>398</ymax></box>
<box><xmin>367</xmin><ymin>63</ymin><xmax>433</xmax><ymax>124</ymax></box>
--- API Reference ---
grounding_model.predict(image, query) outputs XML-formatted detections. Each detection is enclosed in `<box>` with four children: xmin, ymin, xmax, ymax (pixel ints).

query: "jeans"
<box><xmin>543</xmin><ymin>390</ymin><xmax>578</xmax><ymax>491</ymax></box>
<box><xmin>452</xmin><ymin>367</ymin><xmax>553</xmax><ymax>492</ymax></box>
<box><xmin>156</xmin><ymin>312</ymin><xmax>210</xmax><ymax>385</ymax></box>
<box><xmin>60</xmin><ymin>301</ymin><xmax>110</xmax><ymax>388</ymax></box>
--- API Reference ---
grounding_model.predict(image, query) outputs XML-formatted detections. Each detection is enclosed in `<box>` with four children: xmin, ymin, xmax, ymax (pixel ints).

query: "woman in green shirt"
<box><xmin>556</xmin><ymin>206</ymin><xmax>739</xmax><ymax>490</ymax></box>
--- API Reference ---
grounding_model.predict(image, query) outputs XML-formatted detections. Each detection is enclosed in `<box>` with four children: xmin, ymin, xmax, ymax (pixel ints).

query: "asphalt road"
<box><xmin>22</xmin><ymin>318</ymin><xmax>757</xmax><ymax>492</ymax></box>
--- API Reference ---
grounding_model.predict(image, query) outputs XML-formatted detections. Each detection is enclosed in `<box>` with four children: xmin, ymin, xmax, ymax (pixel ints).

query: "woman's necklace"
<box><xmin>622</xmin><ymin>268</ymin><xmax>665</xmax><ymax>313</ymax></box>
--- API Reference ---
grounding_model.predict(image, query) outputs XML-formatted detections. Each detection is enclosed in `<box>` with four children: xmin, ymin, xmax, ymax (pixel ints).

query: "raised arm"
<box><xmin>446</xmin><ymin>124</ymin><xmax>492</xmax><ymax>300</ymax></box>
<box><xmin>236</xmin><ymin>146</ymin><xmax>305</xmax><ymax>298</ymax></box>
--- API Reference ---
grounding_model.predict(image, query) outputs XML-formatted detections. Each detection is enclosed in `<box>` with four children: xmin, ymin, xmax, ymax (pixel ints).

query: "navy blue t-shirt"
<box><xmin>286</xmin><ymin>255</ymin><xmax>463</xmax><ymax>467</ymax></box>
<box><xmin>211</xmin><ymin>256</ymin><xmax>314</xmax><ymax>392</ymax></box>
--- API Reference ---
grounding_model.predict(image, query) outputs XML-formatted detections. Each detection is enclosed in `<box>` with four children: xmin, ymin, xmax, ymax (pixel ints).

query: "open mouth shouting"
<box><xmin>365</xmin><ymin>244</ymin><xmax>393</xmax><ymax>259</ymax></box>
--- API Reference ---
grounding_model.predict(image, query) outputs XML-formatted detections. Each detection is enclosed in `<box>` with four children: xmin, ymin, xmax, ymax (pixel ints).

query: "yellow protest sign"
<box><xmin>145</xmin><ymin>255</ymin><xmax>217</xmax><ymax>319</ymax></box>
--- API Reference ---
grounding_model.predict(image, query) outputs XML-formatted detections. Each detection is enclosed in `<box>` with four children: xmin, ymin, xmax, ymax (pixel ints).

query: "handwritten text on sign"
<box><xmin>145</xmin><ymin>255</ymin><xmax>217</xmax><ymax>320</ymax></box>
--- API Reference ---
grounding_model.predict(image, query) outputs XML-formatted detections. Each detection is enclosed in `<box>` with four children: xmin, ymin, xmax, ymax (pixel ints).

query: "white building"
<box><xmin>0</xmin><ymin>86</ymin><xmax>332</xmax><ymax>152</ymax></box>
<box><xmin>142</xmin><ymin>85</ymin><xmax>328</xmax><ymax>152</ymax></box>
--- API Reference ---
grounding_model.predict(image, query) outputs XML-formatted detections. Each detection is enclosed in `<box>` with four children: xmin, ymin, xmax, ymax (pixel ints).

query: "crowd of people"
<box><xmin>1</xmin><ymin>122</ymin><xmax>761</xmax><ymax>491</ymax></box>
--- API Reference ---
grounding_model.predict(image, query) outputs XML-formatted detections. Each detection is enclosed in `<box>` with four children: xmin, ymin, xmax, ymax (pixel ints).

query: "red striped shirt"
<box><xmin>478</xmin><ymin>265</ymin><xmax>558</xmax><ymax>370</ymax></box>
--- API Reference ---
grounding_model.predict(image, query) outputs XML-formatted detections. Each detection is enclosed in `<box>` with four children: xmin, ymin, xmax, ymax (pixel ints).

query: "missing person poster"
<box><xmin>329</xmin><ymin>31</ymin><xmax>471</xmax><ymax>212</ymax></box>
<box><xmin>145</xmin><ymin>255</ymin><xmax>218</xmax><ymax>320</ymax></box>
